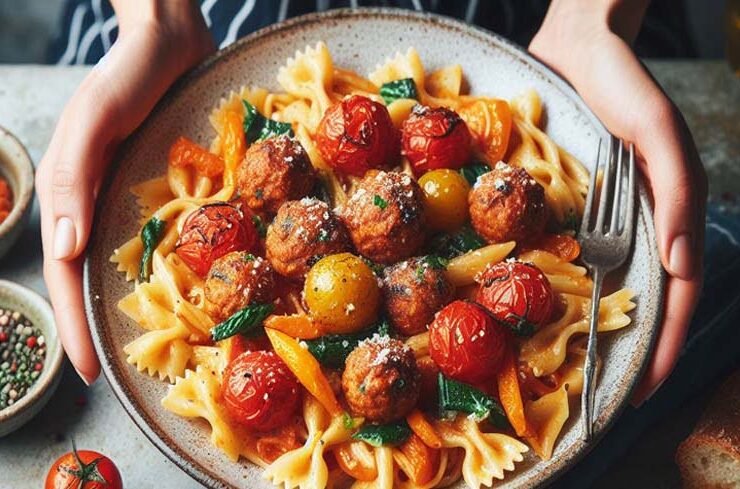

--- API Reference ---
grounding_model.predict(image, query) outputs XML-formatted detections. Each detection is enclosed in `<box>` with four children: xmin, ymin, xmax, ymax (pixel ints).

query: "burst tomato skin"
<box><xmin>475</xmin><ymin>261</ymin><xmax>554</xmax><ymax>336</ymax></box>
<box><xmin>428</xmin><ymin>300</ymin><xmax>509</xmax><ymax>384</ymax></box>
<box><xmin>315</xmin><ymin>95</ymin><xmax>400</xmax><ymax>176</ymax></box>
<box><xmin>222</xmin><ymin>351</ymin><xmax>301</xmax><ymax>431</ymax></box>
<box><xmin>401</xmin><ymin>105</ymin><xmax>472</xmax><ymax>175</ymax></box>
<box><xmin>175</xmin><ymin>202</ymin><xmax>258</xmax><ymax>277</ymax></box>
<box><xmin>45</xmin><ymin>449</ymin><xmax>122</xmax><ymax>489</ymax></box>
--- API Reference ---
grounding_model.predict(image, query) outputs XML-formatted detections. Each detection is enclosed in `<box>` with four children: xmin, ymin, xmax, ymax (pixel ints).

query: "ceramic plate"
<box><xmin>84</xmin><ymin>8</ymin><xmax>664</xmax><ymax>488</ymax></box>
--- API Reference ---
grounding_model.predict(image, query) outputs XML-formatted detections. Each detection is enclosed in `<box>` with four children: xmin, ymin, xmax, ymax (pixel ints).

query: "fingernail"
<box><xmin>53</xmin><ymin>217</ymin><xmax>77</xmax><ymax>260</ymax></box>
<box><xmin>668</xmin><ymin>233</ymin><xmax>693</xmax><ymax>279</ymax></box>
<box><xmin>74</xmin><ymin>366</ymin><xmax>94</xmax><ymax>387</ymax></box>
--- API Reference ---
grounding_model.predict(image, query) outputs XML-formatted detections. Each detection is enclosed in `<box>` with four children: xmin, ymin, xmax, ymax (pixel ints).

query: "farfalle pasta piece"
<box><xmin>264</xmin><ymin>396</ymin><xmax>355</xmax><ymax>489</ymax></box>
<box><xmin>123</xmin><ymin>322</ymin><xmax>192</xmax><ymax>382</ymax></box>
<box><xmin>519</xmin><ymin>249</ymin><xmax>593</xmax><ymax>297</ymax></box>
<box><xmin>520</xmin><ymin>288</ymin><xmax>636</xmax><ymax>376</ymax></box>
<box><xmin>110</xmin><ymin>235</ymin><xmax>143</xmax><ymax>282</ymax></box>
<box><xmin>433</xmin><ymin>415</ymin><xmax>528</xmax><ymax>488</ymax></box>
<box><xmin>278</xmin><ymin>42</ymin><xmax>335</xmax><ymax>117</ymax></box>
<box><xmin>369</xmin><ymin>48</ymin><xmax>450</xmax><ymax>108</ymax></box>
<box><xmin>130</xmin><ymin>176</ymin><xmax>174</xmax><ymax>222</ymax></box>
<box><xmin>524</xmin><ymin>385</ymin><xmax>570</xmax><ymax>460</ymax></box>
<box><xmin>162</xmin><ymin>366</ymin><xmax>263</xmax><ymax>464</ymax></box>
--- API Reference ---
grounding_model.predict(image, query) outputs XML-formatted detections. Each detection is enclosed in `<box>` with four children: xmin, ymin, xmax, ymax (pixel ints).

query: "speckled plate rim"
<box><xmin>84</xmin><ymin>7</ymin><xmax>665</xmax><ymax>488</ymax></box>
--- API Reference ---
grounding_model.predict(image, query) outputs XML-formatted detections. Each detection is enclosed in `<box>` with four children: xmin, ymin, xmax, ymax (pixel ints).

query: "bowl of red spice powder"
<box><xmin>0</xmin><ymin>126</ymin><xmax>34</xmax><ymax>260</ymax></box>
<box><xmin>0</xmin><ymin>280</ymin><xmax>62</xmax><ymax>437</ymax></box>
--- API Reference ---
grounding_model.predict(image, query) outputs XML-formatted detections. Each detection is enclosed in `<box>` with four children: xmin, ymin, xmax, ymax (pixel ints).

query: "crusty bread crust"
<box><xmin>676</xmin><ymin>370</ymin><xmax>740</xmax><ymax>488</ymax></box>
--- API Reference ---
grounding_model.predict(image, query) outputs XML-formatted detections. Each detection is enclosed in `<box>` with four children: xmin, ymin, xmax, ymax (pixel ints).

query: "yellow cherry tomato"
<box><xmin>304</xmin><ymin>253</ymin><xmax>380</xmax><ymax>334</ymax></box>
<box><xmin>419</xmin><ymin>169</ymin><xmax>471</xmax><ymax>232</ymax></box>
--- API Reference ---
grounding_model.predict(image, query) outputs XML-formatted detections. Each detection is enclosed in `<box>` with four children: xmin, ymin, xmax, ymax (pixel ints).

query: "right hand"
<box><xmin>35</xmin><ymin>0</ymin><xmax>214</xmax><ymax>384</ymax></box>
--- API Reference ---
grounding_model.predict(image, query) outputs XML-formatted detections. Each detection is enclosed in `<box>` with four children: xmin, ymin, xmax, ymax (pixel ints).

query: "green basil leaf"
<box><xmin>242</xmin><ymin>100</ymin><xmax>293</xmax><ymax>143</ymax></box>
<box><xmin>138</xmin><ymin>216</ymin><xmax>166</xmax><ymax>282</ymax></box>
<box><xmin>373</xmin><ymin>195</ymin><xmax>388</xmax><ymax>210</ymax></box>
<box><xmin>438</xmin><ymin>374</ymin><xmax>509</xmax><ymax>429</ymax></box>
<box><xmin>352</xmin><ymin>420</ymin><xmax>412</xmax><ymax>447</ymax></box>
<box><xmin>379</xmin><ymin>78</ymin><xmax>418</xmax><ymax>105</ymax></box>
<box><xmin>305</xmin><ymin>319</ymin><xmax>391</xmax><ymax>368</ymax></box>
<box><xmin>251</xmin><ymin>214</ymin><xmax>267</xmax><ymax>238</ymax></box>
<box><xmin>210</xmin><ymin>303</ymin><xmax>274</xmax><ymax>341</ymax></box>
<box><xmin>459</xmin><ymin>162</ymin><xmax>491</xmax><ymax>187</ymax></box>
<box><xmin>429</xmin><ymin>225</ymin><xmax>486</xmax><ymax>259</ymax></box>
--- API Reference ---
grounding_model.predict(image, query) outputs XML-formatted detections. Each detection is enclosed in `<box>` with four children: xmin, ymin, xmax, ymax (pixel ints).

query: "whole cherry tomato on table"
<box><xmin>401</xmin><ymin>105</ymin><xmax>472</xmax><ymax>175</ymax></box>
<box><xmin>175</xmin><ymin>201</ymin><xmax>258</xmax><ymax>276</ymax></box>
<box><xmin>45</xmin><ymin>444</ymin><xmax>122</xmax><ymax>489</ymax></box>
<box><xmin>475</xmin><ymin>260</ymin><xmax>554</xmax><ymax>337</ymax></box>
<box><xmin>428</xmin><ymin>300</ymin><xmax>509</xmax><ymax>384</ymax></box>
<box><xmin>315</xmin><ymin>95</ymin><xmax>400</xmax><ymax>176</ymax></box>
<box><xmin>221</xmin><ymin>350</ymin><xmax>301</xmax><ymax>431</ymax></box>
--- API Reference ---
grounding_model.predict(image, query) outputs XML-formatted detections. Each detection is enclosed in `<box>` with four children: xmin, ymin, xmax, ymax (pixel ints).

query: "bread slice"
<box><xmin>676</xmin><ymin>370</ymin><xmax>740</xmax><ymax>488</ymax></box>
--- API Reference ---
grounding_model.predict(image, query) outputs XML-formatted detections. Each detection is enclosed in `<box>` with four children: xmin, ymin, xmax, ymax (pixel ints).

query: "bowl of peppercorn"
<box><xmin>0</xmin><ymin>126</ymin><xmax>34</xmax><ymax>261</ymax></box>
<box><xmin>0</xmin><ymin>280</ymin><xmax>62</xmax><ymax>437</ymax></box>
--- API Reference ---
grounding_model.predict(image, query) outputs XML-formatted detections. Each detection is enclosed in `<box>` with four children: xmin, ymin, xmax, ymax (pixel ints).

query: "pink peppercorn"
<box><xmin>26</xmin><ymin>336</ymin><xmax>36</xmax><ymax>348</ymax></box>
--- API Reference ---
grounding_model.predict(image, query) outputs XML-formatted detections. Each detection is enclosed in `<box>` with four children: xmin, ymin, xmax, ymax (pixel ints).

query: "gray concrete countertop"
<box><xmin>0</xmin><ymin>60</ymin><xmax>737</xmax><ymax>489</ymax></box>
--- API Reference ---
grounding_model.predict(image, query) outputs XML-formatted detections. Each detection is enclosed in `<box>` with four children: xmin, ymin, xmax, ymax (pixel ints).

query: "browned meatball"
<box><xmin>342</xmin><ymin>335</ymin><xmax>421</xmax><ymax>423</ymax></box>
<box><xmin>468</xmin><ymin>162</ymin><xmax>546</xmax><ymax>243</ymax></box>
<box><xmin>266</xmin><ymin>198</ymin><xmax>352</xmax><ymax>279</ymax></box>
<box><xmin>236</xmin><ymin>135</ymin><xmax>317</xmax><ymax>214</ymax></box>
<box><xmin>339</xmin><ymin>171</ymin><xmax>426</xmax><ymax>264</ymax></box>
<box><xmin>383</xmin><ymin>257</ymin><xmax>454</xmax><ymax>336</ymax></box>
<box><xmin>204</xmin><ymin>251</ymin><xmax>277</xmax><ymax>322</ymax></box>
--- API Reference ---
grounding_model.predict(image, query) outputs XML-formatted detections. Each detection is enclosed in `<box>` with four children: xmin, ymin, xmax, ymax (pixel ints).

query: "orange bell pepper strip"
<box><xmin>265</xmin><ymin>328</ymin><xmax>344</xmax><ymax>417</ymax></box>
<box><xmin>457</xmin><ymin>97</ymin><xmax>512</xmax><ymax>164</ymax></box>
<box><xmin>220</xmin><ymin>109</ymin><xmax>246</xmax><ymax>190</ymax></box>
<box><xmin>406</xmin><ymin>409</ymin><xmax>443</xmax><ymax>449</ymax></box>
<box><xmin>497</xmin><ymin>348</ymin><xmax>530</xmax><ymax>437</ymax></box>
<box><xmin>264</xmin><ymin>314</ymin><xmax>325</xmax><ymax>340</ymax></box>
<box><xmin>520</xmin><ymin>233</ymin><xmax>581</xmax><ymax>263</ymax></box>
<box><xmin>396</xmin><ymin>433</ymin><xmax>439</xmax><ymax>486</ymax></box>
<box><xmin>168</xmin><ymin>136</ymin><xmax>224</xmax><ymax>177</ymax></box>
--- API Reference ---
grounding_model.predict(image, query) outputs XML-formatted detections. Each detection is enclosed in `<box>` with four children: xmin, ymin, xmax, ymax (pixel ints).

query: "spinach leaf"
<box><xmin>242</xmin><ymin>100</ymin><xmax>293</xmax><ymax>143</ymax></box>
<box><xmin>210</xmin><ymin>303</ymin><xmax>274</xmax><ymax>341</ymax></box>
<box><xmin>429</xmin><ymin>225</ymin><xmax>486</xmax><ymax>259</ymax></box>
<box><xmin>459</xmin><ymin>162</ymin><xmax>491</xmax><ymax>187</ymax></box>
<box><xmin>305</xmin><ymin>319</ymin><xmax>391</xmax><ymax>368</ymax></box>
<box><xmin>138</xmin><ymin>216</ymin><xmax>166</xmax><ymax>282</ymax></box>
<box><xmin>251</xmin><ymin>214</ymin><xmax>267</xmax><ymax>238</ymax></box>
<box><xmin>379</xmin><ymin>78</ymin><xmax>418</xmax><ymax>105</ymax></box>
<box><xmin>373</xmin><ymin>195</ymin><xmax>388</xmax><ymax>210</ymax></box>
<box><xmin>415</xmin><ymin>254</ymin><xmax>449</xmax><ymax>282</ymax></box>
<box><xmin>438</xmin><ymin>374</ymin><xmax>509</xmax><ymax>428</ymax></box>
<box><xmin>352</xmin><ymin>420</ymin><xmax>412</xmax><ymax>447</ymax></box>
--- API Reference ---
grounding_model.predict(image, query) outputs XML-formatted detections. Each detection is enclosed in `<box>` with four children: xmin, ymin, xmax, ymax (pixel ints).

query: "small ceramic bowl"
<box><xmin>0</xmin><ymin>280</ymin><xmax>63</xmax><ymax>437</ymax></box>
<box><xmin>0</xmin><ymin>126</ymin><xmax>35</xmax><ymax>260</ymax></box>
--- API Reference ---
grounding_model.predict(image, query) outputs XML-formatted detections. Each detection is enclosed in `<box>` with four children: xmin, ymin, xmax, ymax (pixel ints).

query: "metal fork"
<box><xmin>578</xmin><ymin>137</ymin><xmax>636</xmax><ymax>442</ymax></box>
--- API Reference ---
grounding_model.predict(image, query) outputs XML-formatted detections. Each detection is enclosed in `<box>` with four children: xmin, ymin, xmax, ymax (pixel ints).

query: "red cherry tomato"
<box><xmin>46</xmin><ymin>446</ymin><xmax>122</xmax><ymax>489</ymax></box>
<box><xmin>475</xmin><ymin>261</ymin><xmax>554</xmax><ymax>336</ymax></box>
<box><xmin>221</xmin><ymin>350</ymin><xmax>301</xmax><ymax>431</ymax></box>
<box><xmin>428</xmin><ymin>300</ymin><xmax>508</xmax><ymax>384</ymax></box>
<box><xmin>316</xmin><ymin>95</ymin><xmax>400</xmax><ymax>176</ymax></box>
<box><xmin>175</xmin><ymin>202</ymin><xmax>258</xmax><ymax>276</ymax></box>
<box><xmin>401</xmin><ymin>105</ymin><xmax>472</xmax><ymax>175</ymax></box>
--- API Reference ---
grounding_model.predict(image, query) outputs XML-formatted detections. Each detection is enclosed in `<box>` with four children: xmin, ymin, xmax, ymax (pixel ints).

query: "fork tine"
<box><xmin>609</xmin><ymin>140</ymin><xmax>624</xmax><ymax>234</ymax></box>
<box><xmin>595</xmin><ymin>136</ymin><xmax>615</xmax><ymax>233</ymax></box>
<box><xmin>622</xmin><ymin>144</ymin><xmax>636</xmax><ymax>237</ymax></box>
<box><xmin>581</xmin><ymin>139</ymin><xmax>602</xmax><ymax>233</ymax></box>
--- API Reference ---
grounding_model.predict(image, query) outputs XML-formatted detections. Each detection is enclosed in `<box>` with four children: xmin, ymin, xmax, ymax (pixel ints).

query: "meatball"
<box><xmin>266</xmin><ymin>198</ymin><xmax>352</xmax><ymax>279</ymax></box>
<box><xmin>236</xmin><ymin>135</ymin><xmax>317</xmax><ymax>214</ymax></box>
<box><xmin>383</xmin><ymin>257</ymin><xmax>455</xmax><ymax>336</ymax></box>
<box><xmin>468</xmin><ymin>162</ymin><xmax>546</xmax><ymax>243</ymax></box>
<box><xmin>339</xmin><ymin>171</ymin><xmax>426</xmax><ymax>264</ymax></box>
<box><xmin>205</xmin><ymin>251</ymin><xmax>277</xmax><ymax>322</ymax></box>
<box><xmin>342</xmin><ymin>335</ymin><xmax>421</xmax><ymax>423</ymax></box>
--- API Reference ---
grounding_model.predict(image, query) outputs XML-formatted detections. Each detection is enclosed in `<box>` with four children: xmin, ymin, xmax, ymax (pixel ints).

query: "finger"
<box><xmin>632</xmin><ymin>273</ymin><xmax>702</xmax><ymax>405</ymax></box>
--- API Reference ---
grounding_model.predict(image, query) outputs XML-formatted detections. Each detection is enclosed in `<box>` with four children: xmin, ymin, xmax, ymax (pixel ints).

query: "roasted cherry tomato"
<box><xmin>175</xmin><ymin>202</ymin><xmax>258</xmax><ymax>277</ymax></box>
<box><xmin>315</xmin><ymin>95</ymin><xmax>400</xmax><ymax>176</ymax></box>
<box><xmin>428</xmin><ymin>300</ymin><xmax>508</xmax><ymax>384</ymax></box>
<box><xmin>222</xmin><ymin>350</ymin><xmax>301</xmax><ymax>431</ymax></box>
<box><xmin>475</xmin><ymin>260</ymin><xmax>554</xmax><ymax>336</ymax></box>
<box><xmin>46</xmin><ymin>445</ymin><xmax>122</xmax><ymax>489</ymax></box>
<box><xmin>418</xmin><ymin>169</ymin><xmax>470</xmax><ymax>232</ymax></box>
<box><xmin>401</xmin><ymin>105</ymin><xmax>472</xmax><ymax>175</ymax></box>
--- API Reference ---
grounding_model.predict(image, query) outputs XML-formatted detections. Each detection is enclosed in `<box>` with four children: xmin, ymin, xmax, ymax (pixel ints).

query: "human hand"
<box><xmin>529</xmin><ymin>0</ymin><xmax>707</xmax><ymax>404</ymax></box>
<box><xmin>35</xmin><ymin>0</ymin><xmax>214</xmax><ymax>385</ymax></box>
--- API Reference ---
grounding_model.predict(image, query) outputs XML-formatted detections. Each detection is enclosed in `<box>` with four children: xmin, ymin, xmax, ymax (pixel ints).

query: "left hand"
<box><xmin>529</xmin><ymin>0</ymin><xmax>708</xmax><ymax>404</ymax></box>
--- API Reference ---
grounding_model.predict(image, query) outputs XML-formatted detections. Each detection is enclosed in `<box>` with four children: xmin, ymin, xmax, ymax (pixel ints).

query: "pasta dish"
<box><xmin>110</xmin><ymin>43</ymin><xmax>635</xmax><ymax>488</ymax></box>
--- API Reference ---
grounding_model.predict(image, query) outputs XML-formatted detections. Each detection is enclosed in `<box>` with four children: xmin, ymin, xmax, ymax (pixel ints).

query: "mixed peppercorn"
<box><xmin>0</xmin><ymin>308</ymin><xmax>45</xmax><ymax>410</ymax></box>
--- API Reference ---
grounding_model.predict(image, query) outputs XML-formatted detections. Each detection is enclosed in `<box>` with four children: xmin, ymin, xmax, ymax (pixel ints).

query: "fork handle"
<box><xmin>581</xmin><ymin>267</ymin><xmax>604</xmax><ymax>442</ymax></box>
